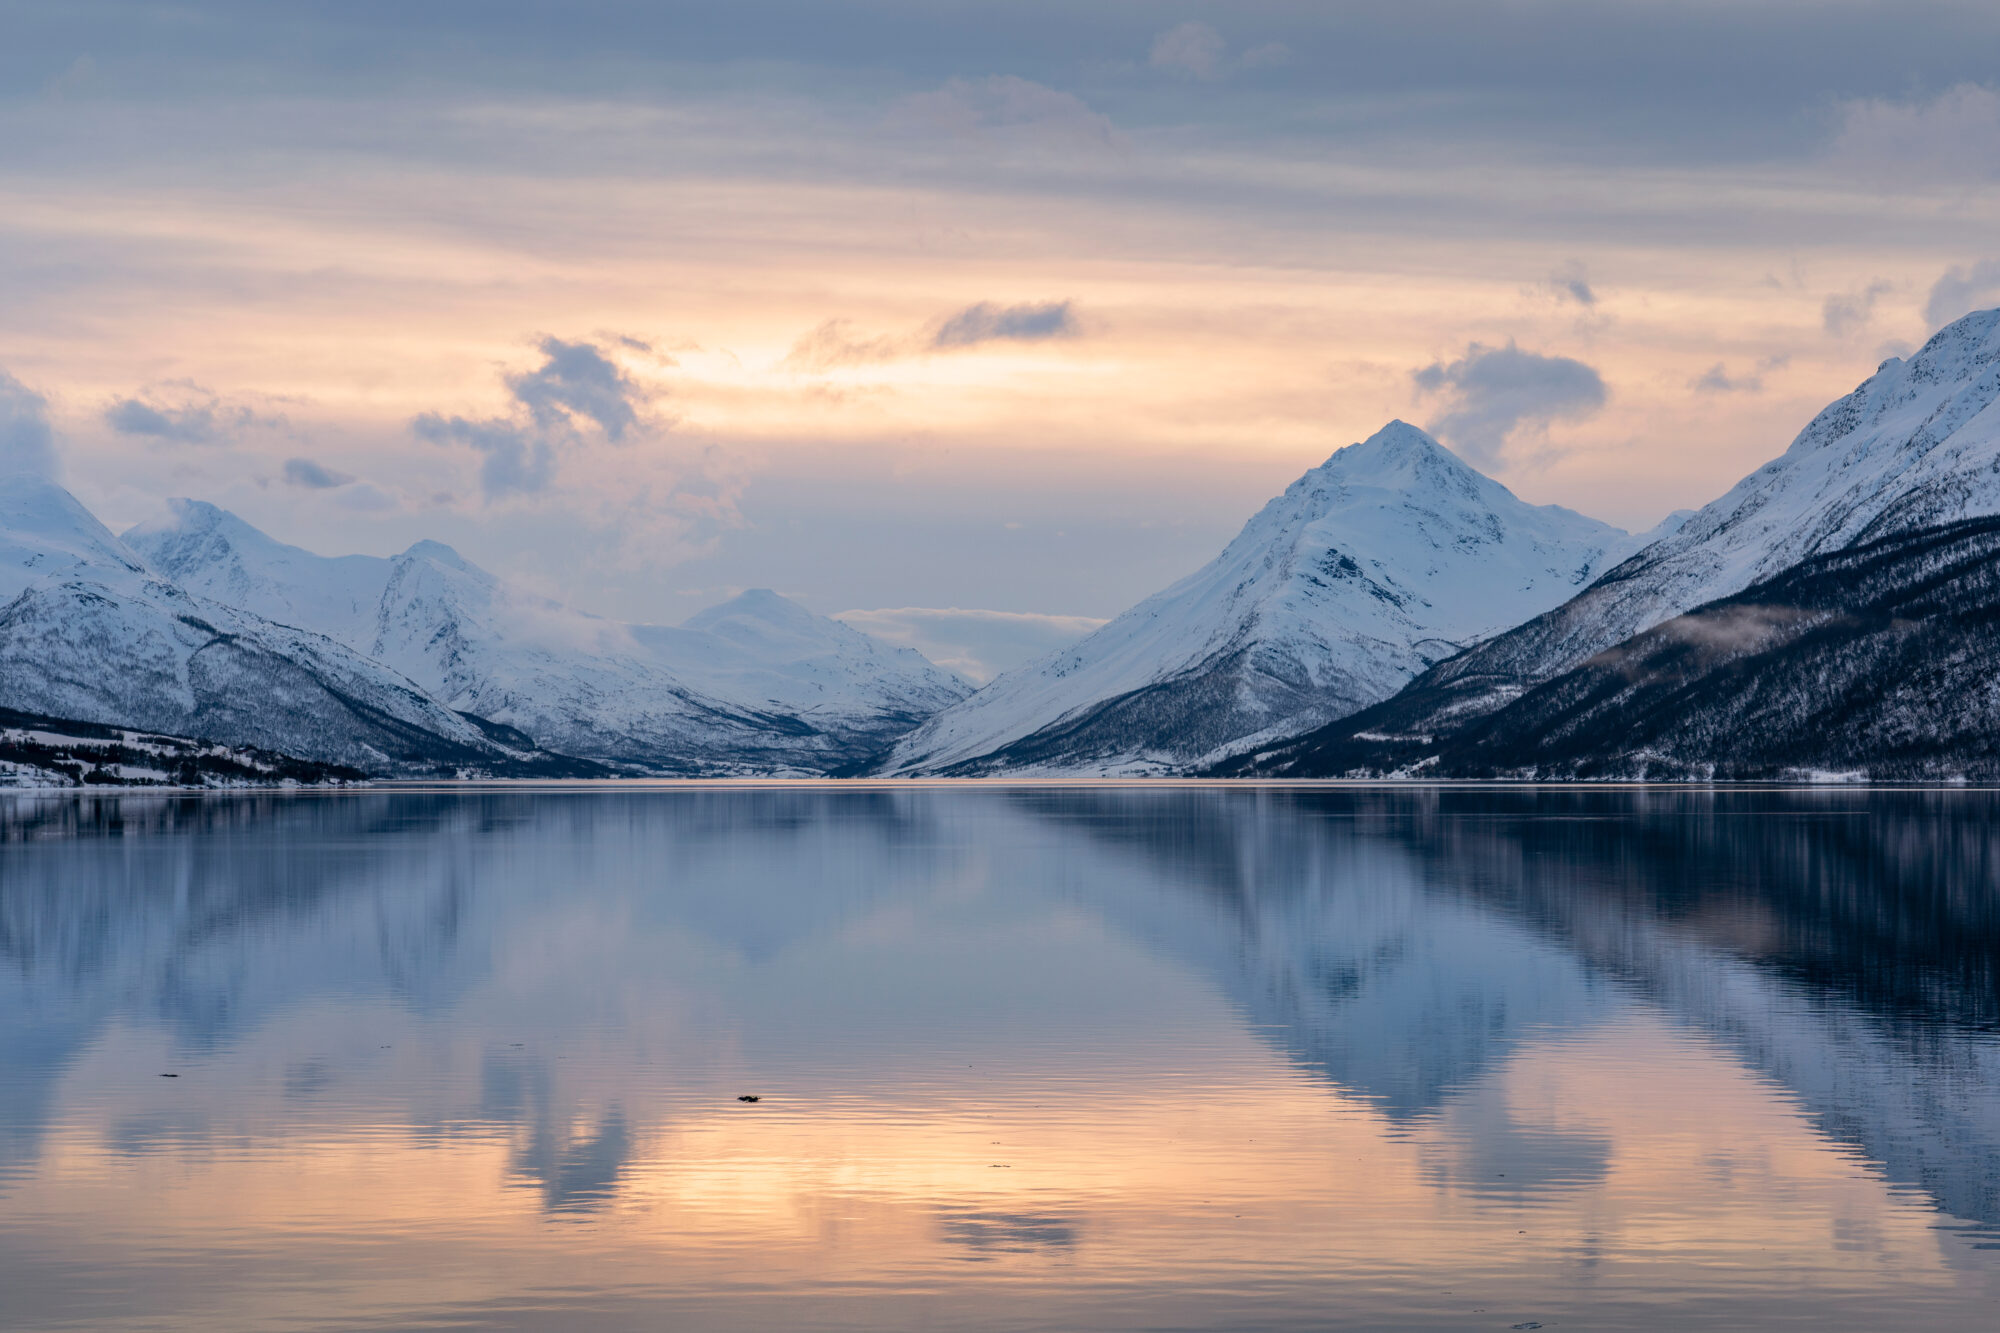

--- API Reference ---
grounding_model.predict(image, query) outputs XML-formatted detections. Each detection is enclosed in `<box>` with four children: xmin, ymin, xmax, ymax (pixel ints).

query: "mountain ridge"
<box><xmin>881</xmin><ymin>421</ymin><xmax>1642</xmax><ymax>775</ymax></box>
<box><xmin>126</xmin><ymin>502</ymin><xmax>971</xmax><ymax>774</ymax></box>
<box><xmin>1222</xmin><ymin>513</ymin><xmax>2000</xmax><ymax>781</ymax></box>
<box><xmin>1337</xmin><ymin>308</ymin><xmax>2000</xmax><ymax>750</ymax></box>
<box><xmin>0</xmin><ymin>477</ymin><xmax>587</xmax><ymax>775</ymax></box>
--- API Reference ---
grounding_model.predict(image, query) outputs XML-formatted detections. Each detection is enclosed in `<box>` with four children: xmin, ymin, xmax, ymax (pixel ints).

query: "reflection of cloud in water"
<box><xmin>1417</xmin><ymin>1086</ymin><xmax>1614</xmax><ymax>1202</ymax></box>
<box><xmin>936</xmin><ymin>1206</ymin><xmax>1080</xmax><ymax>1259</ymax></box>
<box><xmin>517</xmin><ymin>1108</ymin><xmax>632</xmax><ymax>1215</ymax></box>
<box><xmin>482</xmin><ymin>1050</ymin><xmax>633</xmax><ymax>1215</ymax></box>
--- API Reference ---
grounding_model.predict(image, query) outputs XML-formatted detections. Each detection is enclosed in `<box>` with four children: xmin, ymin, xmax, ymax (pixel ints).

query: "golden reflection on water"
<box><xmin>8</xmin><ymin>1016</ymin><xmax>1986</xmax><ymax>1330</ymax></box>
<box><xmin>1</xmin><ymin>786</ymin><xmax>1997</xmax><ymax>1330</ymax></box>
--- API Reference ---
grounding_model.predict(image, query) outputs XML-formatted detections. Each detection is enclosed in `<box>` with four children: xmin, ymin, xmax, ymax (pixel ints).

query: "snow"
<box><xmin>886</xmin><ymin>421</ymin><xmax>1637</xmax><ymax>775</ymax></box>
<box><xmin>126</xmin><ymin>507</ymin><xmax>970</xmax><ymax>773</ymax></box>
<box><xmin>0</xmin><ymin>479</ymin><xmax>508</xmax><ymax>770</ymax></box>
<box><xmin>0</xmin><ymin>475</ymin><xmax>151</xmax><ymax>602</ymax></box>
<box><xmin>1472</xmin><ymin>306</ymin><xmax>2000</xmax><ymax>682</ymax></box>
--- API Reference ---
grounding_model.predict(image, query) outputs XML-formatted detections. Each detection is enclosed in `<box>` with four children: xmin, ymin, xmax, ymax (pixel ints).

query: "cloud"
<box><xmin>782</xmin><ymin>319</ymin><xmax>906</xmax><ymax>371</ymax></box>
<box><xmin>785</xmin><ymin>301</ymin><xmax>1079</xmax><ymax>370</ymax></box>
<box><xmin>413</xmin><ymin>413</ymin><xmax>555</xmax><ymax>497</ymax></box>
<box><xmin>415</xmin><ymin>336</ymin><xmax>655</xmax><ymax>498</ymax></box>
<box><xmin>1691</xmin><ymin>363</ymin><xmax>1760</xmax><ymax>394</ymax></box>
<box><xmin>507</xmin><ymin>336</ymin><xmax>646</xmax><ymax>441</ymax></box>
<box><xmin>1925</xmin><ymin>260</ymin><xmax>2000</xmax><ymax>328</ymax></box>
<box><xmin>103</xmin><ymin>381</ymin><xmax>269</xmax><ymax>443</ymax></box>
<box><xmin>282</xmin><ymin>457</ymin><xmax>355</xmax><ymax>489</ymax></box>
<box><xmin>933</xmin><ymin>301</ymin><xmax>1077</xmax><ymax>349</ymax></box>
<box><xmin>1413</xmin><ymin>342</ymin><xmax>1607</xmax><ymax>466</ymax></box>
<box><xmin>890</xmin><ymin>76</ymin><xmax>1124</xmax><ymax>150</ymax></box>
<box><xmin>1545</xmin><ymin>263</ymin><xmax>1595</xmax><ymax>306</ymax></box>
<box><xmin>833</xmin><ymin>605</ymin><xmax>1106</xmax><ymax>684</ymax></box>
<box><xmin>0</xmin><ymin>369</ymin><xmax>57</xmax><ymax>479</ymax></box>
<box><xmin>1832</xmin><ymin>83</ymin><xmax>2000</xmax><ymax>185</ymax></box>
<box><xmin>1147</xmin><ymin>21</ymin><xmax>1286</xmax><ymax>80</ymax></box>
<box><xmin>1822</xmin><ymin>280</ymin><xmax>1894</xmax><ymax>337</ymax></box>
<box><xmin>1150</xmin><ymin>22</ymin><xmax>1227</xmax><ymax>79</ymax></box>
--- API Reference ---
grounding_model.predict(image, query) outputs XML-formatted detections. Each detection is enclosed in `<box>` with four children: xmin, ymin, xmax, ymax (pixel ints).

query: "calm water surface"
<box><xmin>0</xmin><ymin>784</ymin><xmax>1996</xmax><ymax>1331</ymax></box>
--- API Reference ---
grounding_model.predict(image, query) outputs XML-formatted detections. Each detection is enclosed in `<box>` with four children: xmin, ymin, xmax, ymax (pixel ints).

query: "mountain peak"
<box><xmin>684</xmin><ymin>587</ymin><xmax>816</xmax><ymax>631</ymax></box>
<box><xmin>884</xmin><ymin>417</ymin><xmax>1630</xmax><ymax>776</ymax></box>
<box><xmin>0</xmin><ymin>474</ymin><xmax>149</xmax><ymax>601</ymax></box>
<box><xmin>0</xmin><ymin>473</ymin><xmax>109</xmax><ymax>538</ymax></box>
<box><xmin>398</xmin><ymin>539</ymin><xmax>475</xmax><ymax>572</ymax></box>
<box><xmin>162</xmin><ymin>497</ymin><xmax>227</xmax><ymax>528</ymax></box>
<box><xmin>125</xmin><ymin>498</ymin><xmax>306</xmax><ymax>565</ymax></box>
<box><xmin>1315</xmin><ymin>420</ymin><xmax>1478</xmax><ymax>491</ymax></box>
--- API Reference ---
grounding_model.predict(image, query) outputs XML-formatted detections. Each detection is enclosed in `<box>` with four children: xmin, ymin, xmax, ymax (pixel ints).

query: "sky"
<box><xmin>3</xmin><ymin>1</ymin><xmax>1999</xmax><ymax>678</ymax></box>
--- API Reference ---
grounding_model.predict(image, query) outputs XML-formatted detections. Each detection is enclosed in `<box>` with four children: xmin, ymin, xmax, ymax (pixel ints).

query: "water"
<box><xmin>0</xmin><ymin>784</ymin><xmax>1996</xmax><ymax>1331</ymax></box>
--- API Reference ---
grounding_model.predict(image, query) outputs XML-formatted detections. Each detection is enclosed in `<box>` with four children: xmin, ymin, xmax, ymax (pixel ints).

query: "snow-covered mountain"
<box><xmin>1237</xmin><ymin>513</ymin><xmax>2000</xmax><ymax>780</ymax></box>
<box><xmin>0</xmin><ymin>477</ymin><xmax>567</xmax><ymax>775</ymax></box>
<box><xmin>1397</xmin><ymin>306</ymin><xmax>2000</xmax><ymax>712</ymax></box>
<box><xmin>882</xmin><ymin>422</ymin><xmax>1641</xmax><ymax>775</ymax></box>
<box><xmin>126</xmin><ymin>502</ymin><xmax>970</xmax><ymax>774</ymax></box>
<box><xmin>1226</xmin><ymin>306</ymin><xmax>2000</xmax><ymax>778</ymax></box>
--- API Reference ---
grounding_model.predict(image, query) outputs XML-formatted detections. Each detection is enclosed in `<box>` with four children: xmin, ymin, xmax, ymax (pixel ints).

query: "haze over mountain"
<box><xmin>884</xmin><ymin>422</ymin><xmax>1651</xmax><ymax>775</ymax></box>
<box><xmin>127</xmin><ymin>501</ymin><xmax>970</xmax><ymax>774</ymax></box>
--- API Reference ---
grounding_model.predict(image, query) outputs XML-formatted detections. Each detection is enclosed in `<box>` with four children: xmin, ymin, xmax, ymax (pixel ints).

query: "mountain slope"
<box><xmin>0</xmin><ymin>704</ymin><xmax>366</xmax><ymax>788</ymax></box>
<box><xmin>126</xmin><ymin>502</ymin><xmax>970</xmax><ymax>774</ymax></box>
<box><xmin>882</xmin><ymin>422</ymin><xmax>1638</xmax><ymax>775</ymax></box>
<box><xmin>0</xmin><ymin>477</ymin><xmax>581</xmax><ymax>775</ymax></box>
<box><xmin>1231</xmin><ymin>515</ymin><xmax>2000</xmax><ymax>780</ymax></box>
<box><xmin>1331</xmin><ymin>307</ymin><xmax>2000</xmax><ymax>747</ymax></box>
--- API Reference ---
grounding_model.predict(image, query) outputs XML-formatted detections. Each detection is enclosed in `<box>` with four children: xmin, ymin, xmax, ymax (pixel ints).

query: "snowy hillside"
<box><xmin>127</xmin><ymin>502</ymin><xmax>970</xmax><ymax>774</ymax></box>
<box><xmin>1226</xmin><ymin>306</ymin><xmax>2000</xmax><ymax>778</ymax></box>
<box><xmin>0</xmin><ymin>477</ymin><xmax>567</xmax><ymax>775</ymax></box>
<box><xmin>1412</xmin><ymin>306</ymin><xmax>2000</xmax><ymax>701</ymax></box>
<box><xmin>883</xmin><ymin>422</ymin><xmax>1639</xmax><ymax>775</ymax></box>
<box><xmin>1236</xmin><ymin>513</ymin><xmax>2000</xmax><ymax>780</ymax></box>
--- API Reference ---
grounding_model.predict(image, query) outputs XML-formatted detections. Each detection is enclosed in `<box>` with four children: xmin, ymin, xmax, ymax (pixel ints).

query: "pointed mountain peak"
<box><xmin>0</xmin><ymin>474</ymin><xmax>152</xmax><ymax>601</ymax></box>
<box><xmin>1359</xmin><ymin>419</ymin><xmax>1447</xmax><ymax>456</ymax></box>
<box><xmin>684</xmin><ymin>587</ymin><xmax>816</xmax><ymax>631</ymax></box>
<box><xmin>397</xmin><ymin>538</ymin><xmax>475</xmax><ymax>572</ymax></box>
<box><xmin>0</xmin><ymin>473</ymin><xmax>114</xmax><ymax>541</ymax></box>
<box><xmin>163</xmin><ymin>496</ymin><xmax>226</xmax><ymax>527</ymax></box>
<box><xmin>125</xmin><ymin>497</ymin><xmax>264</xmax><ymax>548</ymax></box>
<box><xmin>1780</xmin><ymin>303</ymin><xmax>2000</xmax><ymax>464</ymax></box>
<box><xmin>1317</xmin><ymin>420</ymin><xmax>1479</xmax><ymax>486</ymax></box>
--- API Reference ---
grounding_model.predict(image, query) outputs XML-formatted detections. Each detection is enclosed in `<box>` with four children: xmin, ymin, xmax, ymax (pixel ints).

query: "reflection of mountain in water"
<box><xmin>1012</xmin><ymin>788</ymin><xmax>1613</xmax><ymax>1120</ymax></box>
<box><xmin>2</xmin><ymin>786</ymin><xmax>1996</xmax><ymax>1230</ymax></box>
<box><xmin>1036</xmin><ymin>787</ymin><xmax>2000</xmax><ymax>1226</ymax></box>
<box><xmin>1399</xmin><ymin>789</ymin><xmax>2000</xmax><ymax>1229</ymax></box>
<box><xmin>0</xmin><ymin>788</ymin><xmax>953</xmax><ymax>1204</ymax></box>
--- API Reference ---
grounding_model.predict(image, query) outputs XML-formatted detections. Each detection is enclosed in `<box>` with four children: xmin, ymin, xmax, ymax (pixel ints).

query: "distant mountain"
<box><xmin>0</xmin><ymin>477</ymin><xmax>581</xmax><ymax>776</ymax></box>
<box><xmin>882</xmin><ymin>422</ymin><xmax>1642</xmax><ymax>775</ymax></box>
<box><xmin>1305</xmin><ymin>307</ymin><xmax>2000</xmax><ymax>754</ymax></box>
<box><xmin>126</xmin><ymin>502</ymin><xmax>969</xmax><ymax>774</ymax></box>
<box><xmin>1234</xmin><ymin>515</ymin><xmax>2000</xmax><ymax>781</ymax></box>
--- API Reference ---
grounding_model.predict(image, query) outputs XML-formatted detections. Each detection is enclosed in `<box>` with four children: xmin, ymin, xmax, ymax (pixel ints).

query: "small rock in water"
<box><xmin>738</xmin><ymin>1094</ymin><xmax>760</xmax><ymax>1102</ymax></box>
<box><xmin>159</xmin><ymin>1073</ymin><xmax>178</xmax><ymax>1078</ymax></box>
